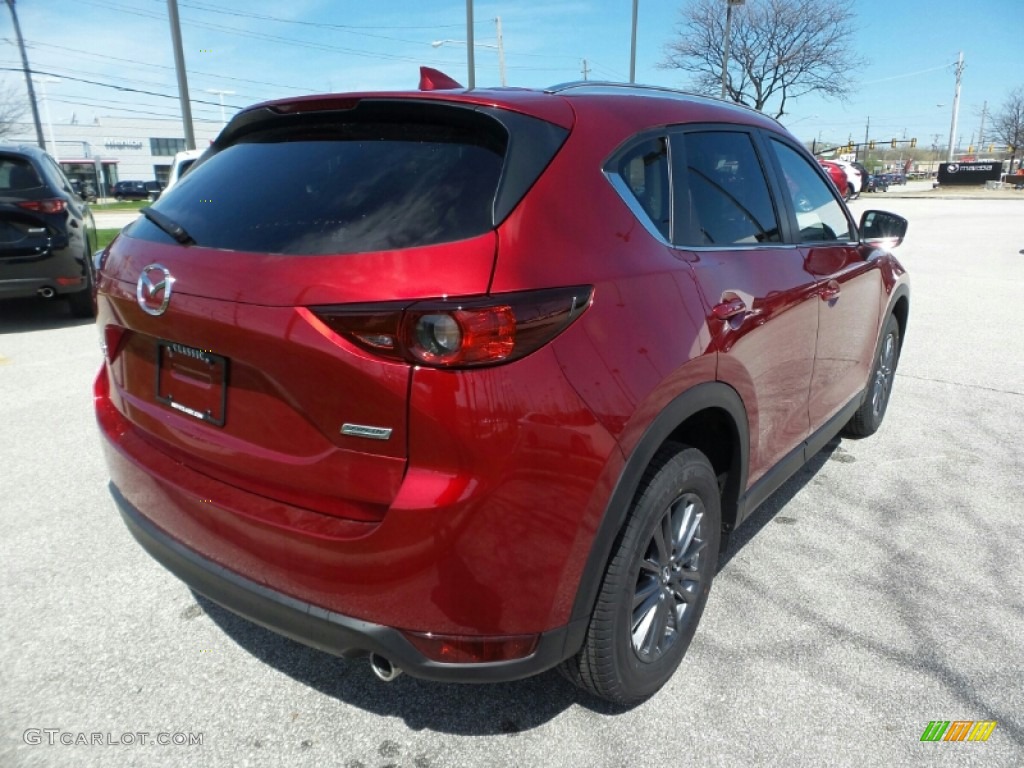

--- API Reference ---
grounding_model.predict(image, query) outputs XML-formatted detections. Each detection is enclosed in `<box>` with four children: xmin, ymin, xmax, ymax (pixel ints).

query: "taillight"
<box><xmin>310</xmin><ymin>286</ymin><xmax>593</xmax><ymax>369</ymax></box>
<box><xmin>17</xmin><ymin>198</ymin><xmax>66</xmax><ymax>214</ymax></box>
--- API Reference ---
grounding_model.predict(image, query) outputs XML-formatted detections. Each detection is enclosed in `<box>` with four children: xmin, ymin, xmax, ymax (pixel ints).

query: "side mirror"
<box><xmin>860</xmin><ymin>210</ymin><xmax>908</xmax><ymax>248</ymax></box>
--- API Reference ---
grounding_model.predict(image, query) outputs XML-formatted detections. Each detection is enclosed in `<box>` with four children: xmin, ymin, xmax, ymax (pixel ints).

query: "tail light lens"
<box><xmin>311</xmin><ymin>286</ymin><xmax>593</xmax><ymax>369</ymax></box>
<box><xmin>17</xmin><ymin>199</ymin><xmax>66</xmax><ymax>214</ymax></box>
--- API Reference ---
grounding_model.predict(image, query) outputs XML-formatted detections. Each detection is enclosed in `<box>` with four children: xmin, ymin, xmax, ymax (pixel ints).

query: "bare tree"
<box><xmin>0</xmin><ymin>80</ymin><xmax>28</xmax><ymax>139</ymax></box>
<box><xmin>991</xmin><ymin>86</ymin><xmax>1024</xmax><ymax>174</ymax></box>
<box><xmin>661</xmin><ymin>0</ymin><xmax>864</xmax><ymax>119</ymax></box>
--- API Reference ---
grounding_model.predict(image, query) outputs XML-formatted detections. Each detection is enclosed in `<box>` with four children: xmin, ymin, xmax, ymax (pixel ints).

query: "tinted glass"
<box><xmin>0</xmin><ymin>156</ymin><xmax>43</xmax><ymax>191</ymax></box>
<box><xmin>138</xmin><ymin>120</ymin><xmax>506</xmax><ymax>255</ymax></box>
<box><xmin>770</xmin><ymin>140</ymin><xmax>852</xmax><ymax>243</ymax></box>
<box><xmin>677</xmin><ymin>132</ymin><xmax>779</xmax><ymax>246</ymax></box>
<box><xmin>613</xmin><ymin>138</ymin><xmax>670</xmax><ymax>239</ymax></box>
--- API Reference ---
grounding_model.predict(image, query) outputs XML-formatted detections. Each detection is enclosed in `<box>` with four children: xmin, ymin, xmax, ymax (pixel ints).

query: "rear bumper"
<box><xmin>113</xmin><ymin>482</ymin><xmax>585</xmax><ymax>682</ymax></box>
<box><xmin>0</xmin><ymin>246</ymin><xmax>88</xmax><ymax>299</ymax></box>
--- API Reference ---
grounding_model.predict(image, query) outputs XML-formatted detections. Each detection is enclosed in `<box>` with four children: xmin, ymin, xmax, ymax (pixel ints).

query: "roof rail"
<box><xmin>543</xmin><ymin>81</ymin><xmax>779</xmax><ymax>124</ymax></box>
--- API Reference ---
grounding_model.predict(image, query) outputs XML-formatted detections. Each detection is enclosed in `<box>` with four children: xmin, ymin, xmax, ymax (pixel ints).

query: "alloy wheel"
<box><xmin>631</xmin><ymin>492</ymin><xmax>707</xmax><ymax>663</ymax></box>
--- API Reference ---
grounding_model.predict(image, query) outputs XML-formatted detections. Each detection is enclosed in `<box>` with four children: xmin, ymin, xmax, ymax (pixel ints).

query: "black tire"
<box><xmin>843</xmin><ymin>314</ymin><xmax>900</xmax><ymax>437</ymax></box>
<box><xmin>843</xmin><ymin>184</ymin><xmax>852</xmax><ymax>202</ymax></box>
<box><xmin>560</xmin><ymin>444</ymin><xmax>721</xmax><ymax>706</ymax></box>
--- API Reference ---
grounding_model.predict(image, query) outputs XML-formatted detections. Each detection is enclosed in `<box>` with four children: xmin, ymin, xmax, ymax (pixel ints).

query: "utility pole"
<box><xmin>465</xmin><ymin>0</ymin><xmax>475</xmax><ymax>89</ymax></box>
<box><xmin>4</xmin><ymin>0</ymin><xmax>46</xmax><ymax>150</ymax></box>
<box><xmin>206</xmin><ymin>88</ymin><xmax>234</xmax><ymax>127</ymax></box>
<box><xmin>978</xmin><ymin>100</ymin><xmax>987</xmax><ymax>153</ymax></box>
<box><xmin>494</xmin><ymin>16</ymin><xmax>506</xmax><ymax>87</ymax></box>
<box><xmin>629</xmin><ymin>0</ymin><xmax>638</xmax><ymax>83</ymax></box>
<box><xmin>946</xmin><ymin>51</ymin><xmax>964</xmax><ymax>162</ymax></box>
<box><xmin>166</xmin><ymin>0</ymin><xmax>196</xmax><ymax>149</ymax></box>
<box><xmin>581</xmin><ymin>59</ymin><xmax>591</xmax><ymax>81</ymax></box>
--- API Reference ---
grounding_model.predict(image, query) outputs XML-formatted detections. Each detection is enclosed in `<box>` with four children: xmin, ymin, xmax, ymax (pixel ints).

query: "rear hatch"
<box><xmin>99</xmin><ymin>97</ymin><xmax>568</xmax><ymax>520</ymax></box>
<box><xmin>0</xmin><ymin>154</ymin><xmax>65</xmax><ymax>259</ymax></box>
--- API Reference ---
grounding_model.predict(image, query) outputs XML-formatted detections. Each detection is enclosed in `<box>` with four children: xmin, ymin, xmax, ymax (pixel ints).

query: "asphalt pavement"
<box><xmin>2</xmin><ymin>197</ymin><xmax>1022</xmax><ymax>767</ymax></box>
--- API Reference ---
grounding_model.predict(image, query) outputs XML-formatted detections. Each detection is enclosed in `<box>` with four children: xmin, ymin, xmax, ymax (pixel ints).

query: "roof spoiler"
<box><xmin>419</xmin><ymin>67</ymin><xmax>464</xmax><ymax>91</ymax></box>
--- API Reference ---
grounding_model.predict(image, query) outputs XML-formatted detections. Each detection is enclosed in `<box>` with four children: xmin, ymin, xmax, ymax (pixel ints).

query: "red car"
<box><xmin>818</xmin><ymin>159</ymin><xmax>851</xmax><ymax>200</ymax></box>
<box><xmin>94</xmin><ymin>73</ymin><xmax>909</xmax><ymax>705</ymax></box>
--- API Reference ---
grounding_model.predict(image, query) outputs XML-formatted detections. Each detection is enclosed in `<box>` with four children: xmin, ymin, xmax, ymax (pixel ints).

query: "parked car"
<box><xmin>0</xmin><ymin>144</ymin><xmax>97</xmax><ymax>317</ymax></box>
<box><xmin>162</xmin><ymin>148</ymin><xmax>205</xmax><ymax>194</ymax></box>
<box><xmin>818</xmin><ymin>159</ymin><xmax>851</xmax><ymax>199</ymax></box>
<box><xmin>94</xmin><ymin>73</ymin><xmax>910</xmax><ymax>705</ymax></box>
<box><xmin>112</xmin><ymin>180</ymin><xmax>163</xmax><ymax>201</ymax></box>
<box><xmin>850</xmin><ymin>161</ymin><xmax>870</xmax><ymax>188</ymax></box>
<box><xmin>70</xmin><ymin>178</ymin><xmax>98</xmax><ymax>202</ymax></box>
<box><xmin>832</xmin><ymin>159</ymin><xmax>864</xmax><ymax>199</ymax></box>
<box><xmin>865</xmin><ymin>174</ymin><xmax>889</xmax><ymax>192</ymax></box>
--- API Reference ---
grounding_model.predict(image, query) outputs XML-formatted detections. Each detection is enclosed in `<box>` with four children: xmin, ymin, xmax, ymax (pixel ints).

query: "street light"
<box><xmin>33</xmin><ymin>76</ymin><xmax>61</xmax><ymax>161</ymax></box>
<box><xmin>205</xmin><ymin>88</ymin><xmax>235</xmax><ymax>127</ymax></box>
<box><xmin>432</xmin><ymin>16</ymin><xmax>506</xmax><ymax>86</ymax></box>
<box><xmin>721</xmin><ymin>0</ymin><xmax>745</xmax><ymax>100</ymax></box>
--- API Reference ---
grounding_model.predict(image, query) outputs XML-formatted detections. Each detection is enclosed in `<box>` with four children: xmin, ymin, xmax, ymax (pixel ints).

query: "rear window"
<box><xmin>135</xmin><ymin>109</ymin><xmax>508</xmax><ymax>255</ymax></box>
<box><xmin>0</xmin><ymin>156</ymin><xmax>43</xmax><ymax>191</ymax></box>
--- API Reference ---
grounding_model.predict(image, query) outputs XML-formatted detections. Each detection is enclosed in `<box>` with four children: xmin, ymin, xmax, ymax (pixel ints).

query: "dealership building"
<box><xmin>6</xmin><ymin>114</ymin><xmax>223</xmax><ymax>197</ymax></box>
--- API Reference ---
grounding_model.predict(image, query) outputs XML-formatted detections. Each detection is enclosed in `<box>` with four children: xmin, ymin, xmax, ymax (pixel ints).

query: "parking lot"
<box><xmin>2</xmin><ymin>197</ymin><xmax>1022</xmax><ymax>767</ymax></box>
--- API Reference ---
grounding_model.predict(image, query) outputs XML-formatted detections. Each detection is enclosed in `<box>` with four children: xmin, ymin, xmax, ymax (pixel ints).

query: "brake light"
<box><xmin>17</xmin><ymin>199</ymin><xmax>66</xmax><ymax>214</ymax></box>
<box><xmin>310</xmin><ymin>286</ymin><xmax>593</xmax><ymax>369</ymax></box>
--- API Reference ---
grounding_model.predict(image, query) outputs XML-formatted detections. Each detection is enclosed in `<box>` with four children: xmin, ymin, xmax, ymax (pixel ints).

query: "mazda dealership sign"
<box><xmin>938</xmin><ymin>161</ymin><xmax>1004</xmax><ymax>185</ymax></box>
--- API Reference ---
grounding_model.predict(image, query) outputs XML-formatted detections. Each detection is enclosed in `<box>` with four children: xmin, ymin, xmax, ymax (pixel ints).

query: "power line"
<box><xmin>74</xmin><ymin>0</ymin><xmax>463</xmax><ymax>66</ymax></box>
<box><xmin>166</xmin><ymin>0</ymin><xmax>475</xmax><ymax>46</ymax></box>
<box><xmin>46</xmin><ymin>96</ymin><xmax>215</xmax><ymax>121</ymax></box>
<box><xmin>0</xmin><ymin>67</ymin><xmax>244</xmax><ymax>109</ymax></box>
<box><xmin>167</xmin><ymin>0</ymin><xmax>483</xmax><ymax>31</ymax></box>
<box><xmin>20</xmin><ymin>40</ymin><xmax>318</xmax><ymax>95</ymax></box>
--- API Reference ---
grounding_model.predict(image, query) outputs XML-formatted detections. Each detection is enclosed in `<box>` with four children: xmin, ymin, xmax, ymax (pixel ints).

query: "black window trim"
<box><xmin>757</xmin><ymin>129</ymin><xmax>860</xmax><ymax>247</ymax></box>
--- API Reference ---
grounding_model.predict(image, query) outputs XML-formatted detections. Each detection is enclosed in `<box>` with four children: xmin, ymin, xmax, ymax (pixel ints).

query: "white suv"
<box><xmin>832</xmin><ymin>159</ymin><xmax>863</xmax><ymax>199</ymax></box>
<box><xmin>163</xmin><ymin>149</ymin><xmax>205</xmax><ymax>193</ymax></box>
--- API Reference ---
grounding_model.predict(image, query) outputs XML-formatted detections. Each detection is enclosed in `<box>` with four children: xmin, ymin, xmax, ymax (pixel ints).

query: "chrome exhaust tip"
<box><xmin>369</xmin><ymin>653</ymin><xmax>402</xmax><ymax>682</ymax></box>
<box><xmin>37</xmin><ymin>286</ymin><xmax>56</xmax><ymax>298</ymax></box>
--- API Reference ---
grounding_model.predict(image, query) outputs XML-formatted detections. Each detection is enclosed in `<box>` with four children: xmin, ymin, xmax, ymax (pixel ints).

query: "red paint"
<box><xmin>94</xmin><ymin>85</ymin><xmax>909</xmax><ymax>660</ymax></box>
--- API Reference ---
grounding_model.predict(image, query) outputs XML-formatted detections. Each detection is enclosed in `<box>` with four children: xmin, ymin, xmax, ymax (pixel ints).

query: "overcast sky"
<box><xmin>2</xmin><ymin>0</ymin><xmax>1020</xmax><ymax>150</ymax></box>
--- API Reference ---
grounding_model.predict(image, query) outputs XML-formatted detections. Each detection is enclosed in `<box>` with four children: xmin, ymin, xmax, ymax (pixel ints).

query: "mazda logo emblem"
<box><xmin>137</xmin><ymin>264</ymin><xmax>175</xmax><ymax>316</ymax></box>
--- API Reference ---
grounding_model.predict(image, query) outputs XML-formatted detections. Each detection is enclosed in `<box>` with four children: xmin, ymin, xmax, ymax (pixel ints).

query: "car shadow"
<box><xmin>718</xmin><ymin>437</ymin><xmax>840</xmax><ymax>570</ymax></box>
<box><xmin>194</xmin><ymin>592</ymin><xmax>624</xmax><ymax>733</ymax></box>
<box><xmin>193</xmin><ymin>438</ymin><xmax>842</xmax><ymax>733</ymax></box>
<box><xmin>0</xmin><ymin>297</ymin><xmax>95</xmax><ymax>333</ymax></box>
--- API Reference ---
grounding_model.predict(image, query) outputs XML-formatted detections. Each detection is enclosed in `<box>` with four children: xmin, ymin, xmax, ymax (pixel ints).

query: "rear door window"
<box><xmin>672</xmin><ymin>131</ymin><xmax>780</xmax><ymax>247</ymax></box>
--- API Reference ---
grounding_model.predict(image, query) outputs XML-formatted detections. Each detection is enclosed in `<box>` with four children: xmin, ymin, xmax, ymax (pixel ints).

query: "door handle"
<box><xmin>711</xmin><ymin>297</ymin><xmax>748</xmax><ymax>320</ymax></box>
<box><xmin>820</xmin><ymin>280</ymin><xmax>841</xmax><ymax>302</ymax></box>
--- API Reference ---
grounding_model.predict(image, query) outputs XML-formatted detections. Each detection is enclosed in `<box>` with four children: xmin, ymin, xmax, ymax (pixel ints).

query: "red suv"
<box><xmin>94</xmin><ymin>76</ymin><xmax>909</xmax><ymax>705</ymax></box>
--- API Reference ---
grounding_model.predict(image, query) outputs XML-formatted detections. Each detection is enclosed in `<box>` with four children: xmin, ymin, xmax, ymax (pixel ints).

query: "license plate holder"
<box><xmin>155</xmin><ymin>341</ymin><xmax>228</xmax><ymax>426</ymax></box>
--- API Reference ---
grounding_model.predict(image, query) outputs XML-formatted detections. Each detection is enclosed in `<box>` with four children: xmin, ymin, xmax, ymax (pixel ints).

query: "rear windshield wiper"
<box><xmin>141</xmin><ymin>206</ymin><xmax>196</xmax><ymax>246</ymax></box>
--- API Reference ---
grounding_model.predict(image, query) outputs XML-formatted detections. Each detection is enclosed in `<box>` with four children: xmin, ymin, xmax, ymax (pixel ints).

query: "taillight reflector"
<box><xmin>403</xmin><ymin>631</ymin><xmax>539</xmax><ymax>663</ymax></box>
